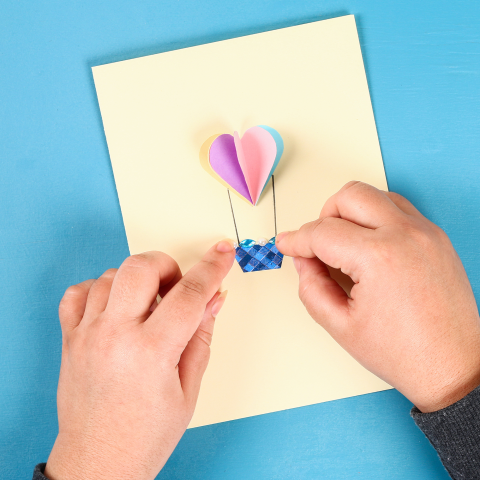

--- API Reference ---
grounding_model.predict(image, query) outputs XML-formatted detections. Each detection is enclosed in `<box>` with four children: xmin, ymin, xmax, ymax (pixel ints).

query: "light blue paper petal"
<box><xmin>257</xmin><ymin>125</ymin><xmax>284</xmax><ymax>195</ymax></box>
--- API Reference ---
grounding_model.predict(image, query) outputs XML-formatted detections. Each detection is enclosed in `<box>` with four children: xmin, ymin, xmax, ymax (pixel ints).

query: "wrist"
<box><xmin>45</xmin><ymin>434</ymin><xmax>133</xmax><ymax>480</ymax></box>
<box><xmin>415</xmin><ymin>364</ymin><xmax>480</xmax><ymax>413</ymax></box>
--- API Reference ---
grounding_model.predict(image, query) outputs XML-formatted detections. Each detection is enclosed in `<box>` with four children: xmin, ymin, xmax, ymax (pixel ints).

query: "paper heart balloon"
<box><xmin>200</xmin><ymin>125</ymin><xmax>284</xmax><ymax>205</ymax></box>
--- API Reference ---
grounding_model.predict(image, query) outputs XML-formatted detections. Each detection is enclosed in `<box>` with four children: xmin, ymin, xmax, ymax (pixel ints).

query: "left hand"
<box><xmin>44</xmin><ymin>240</ymin><xmax>235</xmax><ymax>480</ymax></box>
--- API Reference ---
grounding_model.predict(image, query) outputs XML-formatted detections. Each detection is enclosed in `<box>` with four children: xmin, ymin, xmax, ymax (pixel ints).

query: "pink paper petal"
<box><xmin>234</xmin><ymin>127</ymin><xmax>277</xmax><ymax>205</ymax></box>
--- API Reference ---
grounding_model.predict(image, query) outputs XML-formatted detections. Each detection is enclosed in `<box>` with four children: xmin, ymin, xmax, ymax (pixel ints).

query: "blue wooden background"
<box><xmin>1</xmin><ymin>0</ymin><xmax>479</xmax><ymax>478</ymax></box>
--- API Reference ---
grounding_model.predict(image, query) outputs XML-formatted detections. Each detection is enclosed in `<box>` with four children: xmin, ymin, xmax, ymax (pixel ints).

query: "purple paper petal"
<box><xmin>209</xmin><ymin>134</ymin><xmax>252</xmax><ymax>204</ymax></box>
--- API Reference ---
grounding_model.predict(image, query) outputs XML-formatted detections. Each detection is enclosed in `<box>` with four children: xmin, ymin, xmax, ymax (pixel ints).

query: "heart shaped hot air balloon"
<box><xmin>200</xmin><ymin>125</ymin><xmax>284</xmax><ymax>205</ymax></box>
<box><xmin>200</xmin><ymin>125</ymin><xmax>285</xmax><ymax>272</ymax></box>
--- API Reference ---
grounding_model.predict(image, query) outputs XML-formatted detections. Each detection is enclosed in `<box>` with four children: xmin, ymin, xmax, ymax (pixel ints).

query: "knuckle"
<box><xmin>406</xmin><ymin>222</ymin><xmax>436</xmax><ymax>250</ymax></box>
<box><xmin>342</xmin><ymin>180</ymin><xmax>366</xmax><ymax>198</ymax></box>
<box><xmin>309</xmin><ymin>217</ymin><xmax>323</xmax><ymax>233</ymax></box>
<box><xmin>341</xmin><ymin>181</ymin><xmax>376</xmax><ymax>204</ymax></box>
<box><xmin>201</xmin><ymin>257</ymin><xmax>223</xmax><ymax>274</ymax></box>
<box><xmin>195</xmin><ymin>256</ymin><xmax>225</xmax><ymax>282</ymax></box>
<box><xmin>368</xmin><ymin>235</ymin><xmax>396</xmax><ymax>265</ymax></box>
<box><xmin>102</xmin><ymin>268</ymin><xmax>118</xmax><ymax>279</ymax></box>
<box><xmin>59</xmin><ymin>282</ymin><xmax>91</xmax><ymax>325</ymax></box>
<box><xmin>63</xmin><ymin>285</ymin><xmax>85</xmax><ymax>298</ymax></box>
<box><xmin>195</xmin><ymin>327</ymin><xmax>214</xmax><ymax>348</ymax></box>
<box><xmin>343</xmin><ymin>180</ymin><xmax>362</xmax><ymax>191</ymax></box>
<box><xmin>431</xmin><ymin>223</ymin><xmax>450</xmax><ymax>243</ymax></box>
<box><xmin>58</xmin><ymin>302</ymin><xmax>70</xmax><ymax>324</ymax></box>
<box><xmin>122</xmin><ymin>253</ymin><xmax>152</xmax><ymax>270</ymax></box>
<box><xmin>298</xmin><ymin>281</ymin><xmax>309</xmax><ymax>305</ymax></box>
<box><xmin>370</xmin><ymin>218</ymin><xmax>444</xmax><ymax>265</ymax></box>
<box><xmin>387</xmin><ymin>191</ymin><xmax>405</xmax><ymax>203</ymax></box>
<box><xmin>310</xmin><ymin>221</ymin><xmax>323</xmax><ymax>243</ymax></box>
<box><xmin>412</xmin><ymin>222</ymin><xmax>452</xmax><ymax>255</ymax></box>
<box><xmin>298</xmin><ymin>273</ymin><xmax>316</xmax><ymax>306</ymax></box>
<box><xmin>310</xmin><ymin>217</ymin><xmax>330</xmax><ymax>240</ymax></box>
<box><xmin>62</xmin><ymin>284</ymin><xmax>86</xmax><ymax>300</ymax></box>
<box><xmin>325</xmin><ymin>182</ymin><xmax>362</xmax><ymax>208</ymax></box>
<box><xmin>395</xmin><ymin>215</ymin><xmax>416</xmax><ymax>232</ymax></box>
<box><xmin>177</xmin><ymin>276</ymin><xmax>207</xmax><ymax>302</ymax></box>
<box><xmin>319</xmin><ymin>216</ymin><xmax>336</xmax><ymax>228</ymax></box>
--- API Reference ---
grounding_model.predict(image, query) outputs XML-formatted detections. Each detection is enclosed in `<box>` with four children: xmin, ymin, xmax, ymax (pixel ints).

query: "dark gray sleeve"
<box><xmin>411</xmin><ymin>385</ymin><xmax>480</xmax><ymax>479</ymax></box>
<box><xmin>33</xmin><ymin>463</ymin><xmax>48</xmax><ymax>480</ymax></box>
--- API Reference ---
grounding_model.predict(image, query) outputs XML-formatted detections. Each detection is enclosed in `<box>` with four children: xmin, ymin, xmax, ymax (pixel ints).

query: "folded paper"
<box><xmin>235</xmin><ymin>237</ymin><xmax>284</xmax><ymax>272</ymax></box>
<box><xmin>201</xmin><ymin>126</ymin><xmax>283</xmax><ymax>205</ymax></box>
<box><xmin>201</xmin><ymin>126</ymin><xmax>284</xmax><ymax>272</ymax></box>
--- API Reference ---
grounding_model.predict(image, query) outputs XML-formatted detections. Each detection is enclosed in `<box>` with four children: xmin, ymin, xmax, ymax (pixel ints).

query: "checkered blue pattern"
<box><xmin>235</xmin><ymin>242</ymin><xmax>284</xmax><ymax>272</ymax></box>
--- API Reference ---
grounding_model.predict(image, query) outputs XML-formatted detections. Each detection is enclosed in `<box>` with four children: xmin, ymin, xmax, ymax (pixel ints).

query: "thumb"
<box><xmin>276</xmin><ymin>217</ymin><xmax>374</xmax><ymax>283</ymax></box>
<box><xmin>294</xmin><ymin>256</ymin><xmax>350</xmax><ymax>336</ymax></box>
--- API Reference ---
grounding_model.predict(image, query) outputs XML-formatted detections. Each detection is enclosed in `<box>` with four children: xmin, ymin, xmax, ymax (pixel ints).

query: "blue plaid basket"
<box><xmin>235</xmin><ymin>238</ymin><xmax>284</xmax><ymax>273</ymax></box>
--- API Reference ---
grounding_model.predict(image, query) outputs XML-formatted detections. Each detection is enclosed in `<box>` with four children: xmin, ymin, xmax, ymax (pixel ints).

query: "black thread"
<box><xmin>272</xmin><ymin>175</ymin><xmax>277</xmax><ymax>237</ymax></box>
<box><xmin>227</xmin><ymin>190</ymin><xmax>240</xmax><ymax>244</ymax></box>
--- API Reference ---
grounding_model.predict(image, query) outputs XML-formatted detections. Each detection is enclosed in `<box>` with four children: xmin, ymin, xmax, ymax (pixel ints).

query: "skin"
<box><xmin>45</xmin><ymin>240</ymin><xmax>235</xmax><ymax>480</ymax></box>
<box><xmin>276</xmin><ymin>181</ymin><xmax>480</xmax><ymax>413</ymax></box>
<box><xmin>45</xmin><ymin>181</ymin><xmax>480</xmax><ymax>479</ymax></box>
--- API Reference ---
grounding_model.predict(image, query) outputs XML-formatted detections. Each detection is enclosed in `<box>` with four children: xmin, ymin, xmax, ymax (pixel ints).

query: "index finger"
<box><xmin>321</xmin><ymin>181</ymin><xmax>406</xmax><ymax>229</ymax></box>
<box><xmin>145</xmin><ymin>239</ymin><xmax>236</xmax><ymax>357</ymax></box>
<box><xmin>105</xmin><ymin>251</ymin><xmax>182</xmax><ymax>323</ymax></box>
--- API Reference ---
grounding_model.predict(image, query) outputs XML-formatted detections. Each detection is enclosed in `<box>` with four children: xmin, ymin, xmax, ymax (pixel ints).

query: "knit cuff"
<box><xmin>32</xmin><ymin>463</ymin><xmax>48</xmax><ymax>480</ymax></box>
<box><xmin>411</xmin><ymin>385</ymin><xmax>480</xmax><ymax>479</ymax></box>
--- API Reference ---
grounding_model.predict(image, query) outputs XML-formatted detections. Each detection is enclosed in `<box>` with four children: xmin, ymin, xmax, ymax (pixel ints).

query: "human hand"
<box><xmin>44</xmin><ymin>240</ymin><xmax>235</xmax><ymax>480</ymax></box>
<box><xmin>276</xmin><ymin>181</ymin><xmax>480</xmax><ymax>413</ymax></box>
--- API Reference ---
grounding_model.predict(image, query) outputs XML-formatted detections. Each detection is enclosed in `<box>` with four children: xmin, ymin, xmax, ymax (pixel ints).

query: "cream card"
<box><xmin>93</xmin><ymin>14</ymin><xmax>391</xmax><ymax>428</ymax></box>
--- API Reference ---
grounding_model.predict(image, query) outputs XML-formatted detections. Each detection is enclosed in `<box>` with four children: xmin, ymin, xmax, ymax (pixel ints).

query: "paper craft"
<box><xmin>200</xmin><ymin>125</ymin><xmax>283</xmax><ymax>205</ymax></box>
<box><xmin>201</xmin><ymin>125</ymin><xmax>284</xmax><ymax>272</ymax></box>
<box><xmin>92</xmin><ymin>14</ymin><xmax>391</xmax><ymax>429</ymax></box>
<box><xmin>235</xmin><ymin>238</ymin><xmax>283</xmax><ymax>272</ymax></box>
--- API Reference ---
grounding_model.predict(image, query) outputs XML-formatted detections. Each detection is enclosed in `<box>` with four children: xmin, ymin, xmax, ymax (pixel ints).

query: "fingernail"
<box><xmin>292</xmin><ymin>257</ymin><xmax>301</xmax><ymax>274</ymax></box>
<box><xmin>211</xmin><ymin>290</ymin><xmax>228</xmax><ymax>318</ymax></box>
<box><xmin>216</xmin><ymin>239</ymin><xmax>235</xmax><ymax>253</ymax></box>
<box><xmin>149</xmin><ymin>295</ymin><xmax>161</xmax><ymax>312</ymax></box>
<box><xmin>276</xmin><ymin>232</ymin><xmax>289</xmax><ymax>244</ymax></box>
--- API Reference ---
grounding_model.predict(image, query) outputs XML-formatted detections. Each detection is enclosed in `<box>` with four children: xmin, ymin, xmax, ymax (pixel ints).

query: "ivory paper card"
<box><xmin>93</xmin><ymin>14</ymin><xmax>391</xmax><ymax>428</ymax></box>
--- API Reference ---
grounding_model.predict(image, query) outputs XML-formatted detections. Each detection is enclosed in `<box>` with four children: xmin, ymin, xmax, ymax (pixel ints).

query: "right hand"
<box><xmin>276</xmin><ymin>181</ymin><xmax>480</xmax><ymax>413</ymax></box>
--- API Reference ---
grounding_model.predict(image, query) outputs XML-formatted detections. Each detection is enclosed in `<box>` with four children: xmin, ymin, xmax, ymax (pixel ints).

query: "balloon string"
<box><xmin>227</xmin><ymin>177</ymin><xmax>277</xmax><ymax>244</ymax></box>
<box><xmin>227</xmin><ymin>190</ymin><xmax>240</xmax><ymax>245</ymax></box>
<box><xmin>272</xmin><ymin>175</ymin><xmax>277</xmax><ymax>237</ymax></box>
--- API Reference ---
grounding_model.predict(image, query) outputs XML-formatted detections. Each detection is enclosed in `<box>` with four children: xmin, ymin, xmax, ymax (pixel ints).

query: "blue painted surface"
<box><xmin>1</xmin><ymin>0</ymin><xmax>479</xmax><ymax>478</ymax></box>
